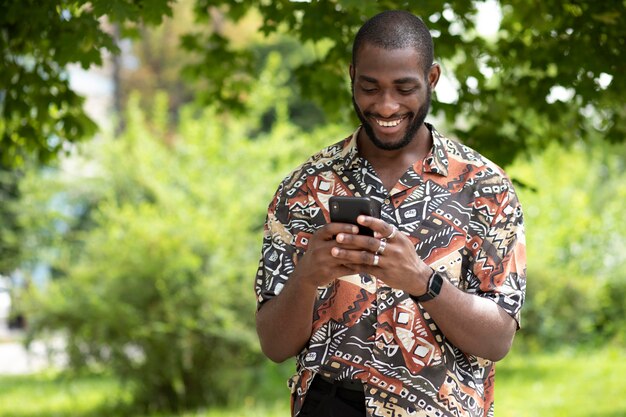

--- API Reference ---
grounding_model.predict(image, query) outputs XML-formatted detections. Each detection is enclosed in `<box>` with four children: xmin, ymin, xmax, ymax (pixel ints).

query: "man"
<box><xmin>255</xmin><ymin>10</ymin><xmax>526</xmax><ymax>417</ymax></box>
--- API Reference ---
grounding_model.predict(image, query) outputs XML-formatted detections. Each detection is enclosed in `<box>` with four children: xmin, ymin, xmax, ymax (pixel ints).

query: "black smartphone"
<box><xmin>329</xmin><ymin>196</ymin><xmax>381</xmax><ymax>237</ymax></box>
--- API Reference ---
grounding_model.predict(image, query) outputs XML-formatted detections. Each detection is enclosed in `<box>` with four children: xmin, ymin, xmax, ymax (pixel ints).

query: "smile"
<box><xmin>374</xmin><ymin>115</ymin><xmax>407</xmax><ymax>127</ymax></box>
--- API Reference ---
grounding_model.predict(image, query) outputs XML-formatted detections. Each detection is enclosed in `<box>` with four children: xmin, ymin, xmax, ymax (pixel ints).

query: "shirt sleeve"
<box><xmin>254</xmin><ymin>181</ymin><xmax>298</xmax><ymax>309</ymax></box>
<box><xmin>469</xmin><ymin>171</ymin><xmax>527</xmax><ymax>327</ymax></box>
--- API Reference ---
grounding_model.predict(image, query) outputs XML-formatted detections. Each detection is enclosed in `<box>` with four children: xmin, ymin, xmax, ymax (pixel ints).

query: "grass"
<box><xmin>0</xmin><ymin>370</ymin><xmax>290</xmax><ymax>417</ymax></box>
<box><xmin>0</xmin><ymin>372</ymin><xmax>128</xmax><ymax>417</ymax></box>
<box><xmin>0</xmin><ymin>347</ymin><xmax>624</xmax><ymax>417</ymax></box>
<box><xmin>496</xmin><ymin>345</ymin><xmax>626</xmax><ymax>417</ymax></box>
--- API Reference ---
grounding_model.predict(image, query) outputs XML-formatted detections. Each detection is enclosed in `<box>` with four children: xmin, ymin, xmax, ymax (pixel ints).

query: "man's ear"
<box><xmin>428</xmin><ymin>63</ymin><xmax>441</xmax><ymax>89</ymax></box>
<box><xmin>349</xmin><ymin>64</ymin><xmax>355</xmax><ymax>82</ymax></box>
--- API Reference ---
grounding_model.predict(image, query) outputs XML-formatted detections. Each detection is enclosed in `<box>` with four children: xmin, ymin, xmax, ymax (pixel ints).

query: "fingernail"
<box><xmin>337</xmin><ymin>234</ymin><xmax>344</xmax><ymax>242</ymax></box>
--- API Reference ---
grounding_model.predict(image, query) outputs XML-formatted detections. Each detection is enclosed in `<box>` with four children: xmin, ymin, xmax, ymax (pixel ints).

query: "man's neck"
<box><xmin>357</xmin><ymin>124</ymin><xmax>433</xmax><ymax>192</ymax></box>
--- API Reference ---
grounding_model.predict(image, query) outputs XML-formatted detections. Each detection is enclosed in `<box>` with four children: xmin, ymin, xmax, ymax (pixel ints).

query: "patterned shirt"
<box><xmin>255</xmin><ymin>124</ymin><xmax>526</xmax><ymax>417</ymax></box>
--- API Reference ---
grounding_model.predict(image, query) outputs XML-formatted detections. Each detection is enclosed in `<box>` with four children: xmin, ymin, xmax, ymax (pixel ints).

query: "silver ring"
<box><xmin>385</xmin><ymin>226</ymin><xmax>398</xmax><ymax>240</ymax></box>
<box><xmin>373</xmin><ymin>254</ymin><xmax>380</xmax><ymax>266</ymax></box>
<box><xmin>375</xmin><ymin>239</ymin><xmax>387</xmax><ymax>255</ymax></box>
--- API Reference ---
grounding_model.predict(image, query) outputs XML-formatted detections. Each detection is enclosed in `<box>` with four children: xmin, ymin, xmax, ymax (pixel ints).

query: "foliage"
<box><xmin>18</xmin><ymin>54</ymin><xmax>342</xmax><ymax>412</ymax></box>
<box><xmin>0</xmin><ymin>168</ymin><xmax>22</xmax><ymax>275</ymax></box>
<box><xmin>118</xmin><ymin>2</ymin><xmax>327</xmax><ymax>134</ymax></box>
<box><xmin>3</xmin><ymin>0</ymin><xmax>624</xmax><ymax>168</ymax></box>
<box><xmin>457</xmin><ymin>0</ymin><xmax>626</xmax><ymax>165</ymax></box>
<box><xmin>115</xmin><ymin>0</ymin><xmax>208</xmax><ymax>129</ymax></box>
<box><xmin>182</xmin><ymin>0</ymin><xmax>626</xmax><ymax>165</ymax></box>
<box><xmin>508</xmin><ymin>139</ymin><xmax>626</xmax><ymax>348</ymax></box>
<box><xmin>0</xmin><ymin>0</ymin><xmax>173</xmax><ymax>168</ymax></box>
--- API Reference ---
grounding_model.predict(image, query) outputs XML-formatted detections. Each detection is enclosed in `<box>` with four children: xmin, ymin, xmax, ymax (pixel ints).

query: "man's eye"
<box><xmin>399</xmin><ymin>88</ymin><xmax>417</xmax><ymax>94</ymax></box>
<box><xmin>361</xmin><ymin>87</ymin><xmax>378</xmax><ymax>93</ymax></box>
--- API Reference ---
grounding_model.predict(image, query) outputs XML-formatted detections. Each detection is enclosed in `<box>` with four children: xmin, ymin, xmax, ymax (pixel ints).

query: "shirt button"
<box><xmin>384</xmin><ymin>198</ymin><xmax>391</xmax><ymax>205</ymax></box>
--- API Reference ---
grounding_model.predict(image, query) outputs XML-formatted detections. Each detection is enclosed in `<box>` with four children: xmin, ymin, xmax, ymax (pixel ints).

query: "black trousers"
<box><xmin>299</xmin><ymin>376</ymin><xmax>366</xmax><ymax>417</ymax></box>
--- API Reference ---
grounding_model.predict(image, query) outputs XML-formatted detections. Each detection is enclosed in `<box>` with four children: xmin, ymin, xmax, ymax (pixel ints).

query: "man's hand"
<box><xmin>329</xmin><ymin>215</ymin><xmax>432</xmax><ymax>297</ymax></box>
<box><xmin>258</xmin><ymin>214</ymin><xmax>517</xmax><ymax>362</ymax></box>
<box><xmin>329</xmin><ymin>215</ymin><xmax>517</xmax><ymax>361</ymax></box>
<box><xmin>293</xmin><ymin>222</ymin><xmax>362</xmax><ymax>288</ymax></box>
<box><xmin>257</xmin><ymin>221</ymin><xmax>361</xmax><ymax>362</ymax></box>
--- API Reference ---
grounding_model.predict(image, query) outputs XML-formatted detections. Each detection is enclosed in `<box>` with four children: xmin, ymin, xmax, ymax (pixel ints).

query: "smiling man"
<box><xmin>255</xmin><ymin>10</ymin><xmax>526</xmax><ymax>417</ymax></box>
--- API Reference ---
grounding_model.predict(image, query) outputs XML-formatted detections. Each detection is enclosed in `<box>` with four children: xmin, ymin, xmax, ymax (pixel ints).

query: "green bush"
<box><xmin>509</xmin><ymin>140</ymin><xmax>626</xmax><ymax>348</ymax></box>
<box><xmin>20</xmin><ymin>54</ymin><xmax>342</xmax><ymax>412</ymax></box>
<box><xmin>595</xmin><ymin>272</ymin><xmax>626</xmax><ymax>344</ymax></box>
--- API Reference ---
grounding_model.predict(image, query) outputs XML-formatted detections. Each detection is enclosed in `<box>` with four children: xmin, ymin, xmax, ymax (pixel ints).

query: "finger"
<box><xmin>358</xmin><ymin>216</ymin><xmax>397</xmax><ymax>239</ymax></box>
<box><xmin>322</xmin><ymin>222</ymin><xmax>359</xmax><ymax>240</ymax></box>
<box><xmin>357</xmin><ymin>215</ymin><xmax>389</xmax><ymax>236</ymax></box>
<box><xmin>331</xmin><ymin>247</ymin><xmax>379</xmax><ymax>266</ymax></box>
<box><xmin>335</xmin><ymin>232</ymin><xmax>381</xmax><ymax>252</ymax></box>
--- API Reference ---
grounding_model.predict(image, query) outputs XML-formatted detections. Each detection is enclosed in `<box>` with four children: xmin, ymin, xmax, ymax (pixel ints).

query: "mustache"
<box><xmin>363</xmin><ymin>112</ymin><xmax>411</xmax><ymax>119</ymax></box>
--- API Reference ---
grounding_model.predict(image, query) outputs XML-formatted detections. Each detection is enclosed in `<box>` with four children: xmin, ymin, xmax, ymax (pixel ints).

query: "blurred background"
<box><xmin>1</xmin><ymin>1</ymin><xmax>625</xmax><ymax>416</ymax></box>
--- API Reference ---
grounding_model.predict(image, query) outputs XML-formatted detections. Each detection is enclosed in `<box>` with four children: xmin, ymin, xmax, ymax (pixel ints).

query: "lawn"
<box><xmin>0</xmin><ymin>346</ymin><xmax>624</xmax><ymax>417</ymax></box>
<box><xmin>496</xmin><ymin>345</ymin><xmax>626</xmax><ymax>417</ymax></box>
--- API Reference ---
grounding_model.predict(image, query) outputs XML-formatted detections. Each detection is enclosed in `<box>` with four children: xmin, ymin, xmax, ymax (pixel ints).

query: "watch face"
<box><xmin>429</xmin><ymin>273</ymin><xmax>443</xmax><ymax>297</ymax></box>
<box><xmin>412</xmin><ymin>272</ymin><xmax>443</xmax><ymax>303</ymax></box>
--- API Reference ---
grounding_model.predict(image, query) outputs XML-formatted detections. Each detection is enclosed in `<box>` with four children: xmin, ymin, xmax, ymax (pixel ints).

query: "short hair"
<box><xmin>352</xmin><ymin>10</ymin><xmax>434</xmax><ymax>75</ymax></box>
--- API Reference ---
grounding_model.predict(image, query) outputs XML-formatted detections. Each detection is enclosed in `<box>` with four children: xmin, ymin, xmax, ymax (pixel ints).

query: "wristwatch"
<box><xmin>411</xmin><ymin>271</ymin><xmax>444</xmax><ymax>303</ymax></box>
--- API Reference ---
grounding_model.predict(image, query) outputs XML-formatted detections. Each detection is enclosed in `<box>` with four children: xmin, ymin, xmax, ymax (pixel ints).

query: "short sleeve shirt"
<box><xmin>255</xmin><ymin>125</ymin><xmax>526</xmax><ymax>417</ymax></box>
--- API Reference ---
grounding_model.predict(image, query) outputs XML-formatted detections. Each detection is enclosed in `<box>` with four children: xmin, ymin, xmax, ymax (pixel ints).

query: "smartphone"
<box><xmin>329</xmin><ymin>196</ymin><xmax>381</xmax><ymax>237</ymax></box>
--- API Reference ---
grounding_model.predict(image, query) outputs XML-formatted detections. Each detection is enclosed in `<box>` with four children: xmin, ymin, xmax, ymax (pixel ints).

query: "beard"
<box><xmin>352</xmin><ymin>87</ymin><xmax>431</xmax><ymax>151</ymax></box>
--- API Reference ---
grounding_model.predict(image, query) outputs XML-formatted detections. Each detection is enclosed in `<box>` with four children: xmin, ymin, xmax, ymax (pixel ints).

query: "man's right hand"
<box><xmin>256</xmin><ymin>221</ymin><xmax>359</xmax><ymax>362</ymax></box>
<box><xmin>291</xmin><ymin>222</ymin><xmax>361</xmax><ymax>289</ymax></box>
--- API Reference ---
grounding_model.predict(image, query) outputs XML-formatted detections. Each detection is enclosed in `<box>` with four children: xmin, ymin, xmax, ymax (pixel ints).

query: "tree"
<box><xmin>186</xmin><ymin>0</ymin><xmax>625</xmax><ymax>165</ymax></box>
<box><xmin>456</xmin><ymin>0</ymin><xmax>625</xmax><ymax>164</ymax></box>
<box><xmin>115</xmin><ymin>0</ymin><xmax>207</xmax><ymax>131</ymax></box>
<box><xmin>3</xmin><ymin>1</ymin><xmax>624</xmax><ymax>168</ymax></box>
<box><xmin>115</xmin><ymin>1</ymin><xmax>327</xmax><ymax>134</ymax></box>
<box><xmin>0</xmin><ymin>0</ymin><xmax>173</xmax><ymax>168</ymax></box>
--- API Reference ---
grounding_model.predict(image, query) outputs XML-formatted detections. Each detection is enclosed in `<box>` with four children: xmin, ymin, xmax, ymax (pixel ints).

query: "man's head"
<box><xmin>352</xmin><ymin>10</ymin><xmax>434</xmax><ymax>78</ymax></box>
<box><xmin>350</xmin><ymin>11</ymin><xmax>439</xmax><ymax>152</ymax></box>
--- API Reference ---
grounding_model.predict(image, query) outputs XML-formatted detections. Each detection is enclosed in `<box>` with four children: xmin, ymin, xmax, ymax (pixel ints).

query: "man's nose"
<box><xmin>377</xmin><ymin>91</ymin><xmax>400</xmax><ymax>117</ymax></box>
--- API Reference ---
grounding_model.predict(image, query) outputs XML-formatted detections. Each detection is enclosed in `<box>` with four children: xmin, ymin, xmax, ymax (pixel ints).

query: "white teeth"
<box><xmin>376</xmin><ymin>117</ymin><xmax>403</xmax><ymax>127</ymax></box>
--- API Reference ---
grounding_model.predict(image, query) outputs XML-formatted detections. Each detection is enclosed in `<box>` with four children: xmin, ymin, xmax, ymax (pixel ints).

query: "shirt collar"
<box><xmin>338</xmin><ymin>124</ymin><xmax>450</xmax><ymax>177</ymax></box>
<box><xmin>339</xmin><ymin>127</ymin><xmax>362</xmax><ymax>172</ymax></box>
<box><xmin>423</xmin><ymin>123</ymin><xmax>449</xmax><ymax>177</ymax></box>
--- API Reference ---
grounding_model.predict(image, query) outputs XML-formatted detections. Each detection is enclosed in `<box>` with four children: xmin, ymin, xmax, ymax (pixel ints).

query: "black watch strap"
<box><xmin>411</xmin><ymin>271</ymin><xmax>444</xmax><ymax>303</ymax></box>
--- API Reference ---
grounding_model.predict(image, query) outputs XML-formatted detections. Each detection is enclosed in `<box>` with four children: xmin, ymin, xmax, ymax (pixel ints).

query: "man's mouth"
<box><xmin>373</xmin><ymin>115</ymin><xmax>407</xmax><ymax>128</ymax></box>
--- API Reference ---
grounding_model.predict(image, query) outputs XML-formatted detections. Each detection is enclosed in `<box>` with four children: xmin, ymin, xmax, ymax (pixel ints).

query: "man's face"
<box><xmin>351</xmin><ymin>44</ymin><xmax>434</xmax><ymax>151</ymax></box>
